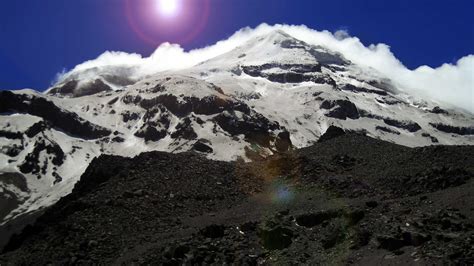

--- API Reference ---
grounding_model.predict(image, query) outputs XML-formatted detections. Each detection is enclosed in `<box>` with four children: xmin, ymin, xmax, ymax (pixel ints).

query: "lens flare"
<box><xmin>270</xmin><ymin>182</ymin><xmax>294</xmax><ymax>204</ymax></box>
<box><xmin>156</xmin><ymin>0</ymin><xmax>180</xmax><ymax>17</ymax></box>
<box><xmin>125</xmin><ymin>0</ymin><xmax>210</xmax><ymax>45</ymax></box>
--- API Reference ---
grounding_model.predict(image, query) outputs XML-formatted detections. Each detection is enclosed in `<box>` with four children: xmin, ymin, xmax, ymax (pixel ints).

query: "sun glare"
<box><xmin>126</xmin><ymin>0</ymin><xmax>210</xmax><ymax>44</ymax></box>
<box><xmin>157</xmin><ymin>0</ymin><xmax>180</xmax><ymax>17</ymax></box>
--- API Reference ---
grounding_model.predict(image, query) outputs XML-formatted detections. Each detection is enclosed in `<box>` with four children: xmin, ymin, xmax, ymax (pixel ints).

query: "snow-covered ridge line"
<box><xmin>54</xmin><ymin>24</ymin><xmax>474</xmax><ymax>114</ymax></box>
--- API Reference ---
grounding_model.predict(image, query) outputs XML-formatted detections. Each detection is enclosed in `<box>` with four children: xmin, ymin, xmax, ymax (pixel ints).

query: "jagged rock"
<box><xmin>422</xmin><ymin>133</ymin><xmax>439</xmax><ymax>143</ymax></box>
<box><xmin>376</xmin><ymin>126</ymin><xmax>400</xmax><ymax>135</ymax></box>
<box><xmin>321</xmin><ymin>99</ymin><xmax>360</xmax><ymax>120</ymax></box>
<box><xmin>2</xmin><ymin>145</ymin><xmax>22</xmax><ymax>157</ymax></box>
<box><xmin>275</xmin><ymin>131</ymin><xmax>292</xmax><ymax>152</ymax></box>
<box><xmin>138</xmin><ymin>94</ymin><xmax>251</xmax><ymax>118</ymax></box>
<box><xmin>295</xmin><ymin>210</ymin><xmax>340</xmax><ymax>228</ymax></box>
<box><xmin>25</xmin><ymin>121</ymin><xmax>49</xmax><ymax>138</ymax></box>
<box><xmin>398</xmin><ymin>167</ymin><xmax>471</xmax><ymax>195</ymax></box>
<box><xmin>214</xmin><ymin>110</ymin><xmax>286</xmax><ymax>150</ymax></box>
<box><xmin>19</xmin><ymin>140</ymin><xmax>65</xmax><ymax>176</ymax></box>
<box><xmin>340</xmin><ymin>84</ymin><xmax>387</xmax><ymax>96</ymax></box>
<box><xmin>321</xmin><ymin>224</ymin><xmax>346</xmax><ymax>249</ymax></box>
<box><xmin>121</xmin><ymin>111</ymin><xmax>140</xmax><ymax>122</ymax></box>
<box><xmin>258</xmin><ymin>222</ymin><xmax>294</xmax><ymax>250</ymax></box>
<box><xmin>49</xmin><ymin>79</ymin><xmax>112</xmax><ymax>97</ymax></box>
<box><xmin>242</xmin><ymin>64</ymin><xmax>336</xmax><ymax>85</ymax></box>
<box><xmin>0</xmin><ymin>173</ymin><xmax>29</xmax><ymax>221</ymax></box>
<box><xmin>402</xmin><ymin>231</ymin><xmax>431</xmax><ymax>247</ymax></box>
<box><xmin>242</xmin><ymin>63</ymin><xmax>322</xmax><ymax>76</ymax></box>
<box><xmin>383</xmin><ymin>118</ymin><xmax>421</xmax><ymax>132</ymax></box>
<box><xmin>0</xmin><ymin>130</ymin><xmax>22</xmax><ymax>140</ymax></box>
<box><xmin>430</xmin><ymin>123</ymin><xmax>474</xmax><ymax>135</ymax></box>
<box><xmin>431</xmin><ymin>106</ymin><xmax>448</xmax><ymax>114</ymax></box>
<box><xmin>318</xmin><ymin>126</ymin><xmax>346</xmax><ymax>142</ymax></box>
<box><xmin>377</xmin><ymin>235</ymin><xmax>405</xmax><ymax>251</ymax></box>
<box><xmin>0</xmin><ymin>91</ymin><xmax>111</xmax><ymax>139</ymax></box>
<box><xmin>368</xmin><ymin>80</ymin><xmax>397</xmax><ymax>94</ymax></box>
<box><xmin>134</xmin><ymin>124</ymin><xmax>167</xmax><ymax>142</ymax></box>
<box><xmin>278</xmin><ymin>36</ymin><xmax>348</xmax><ymax>65</ymax></box>
<box><xmin>200</xmin><ymin>225</ymin><xmax>225</xmax><ymax>238</ymax></box>
<box><xmin>111</xmin><ymin>136</ymin><xmax>125</xmax><ymax>143</ymax></box>
<box><xmin>193</xmin><ymin>140</ymin><xmax>213</xmax><ymax>153</ymax></box>
<box><xmin>107</xmin><ymin>97</ymin><xmax>119</xmax><ymax>105</ymax></box>
<box><xmin>375</xmin><ymin>97</ymin><xmax>402</xmax><ymax>105</ymax></box>
<box><xmin>47</xmin><ymin>80</ymin><xmax>78</xmax><ymax>96</ymax></box>
<box><xmin>171</xmin><ymin>118</ymin><xmax>197</xmax><ymax>140</ymax></box>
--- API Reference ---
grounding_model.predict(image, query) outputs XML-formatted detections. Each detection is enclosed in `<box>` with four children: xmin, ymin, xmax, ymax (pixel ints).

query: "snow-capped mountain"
<box><xmin>1</xmin><ymin>30</ymin><xmax>473</xmax><ymax>224</ymax></box>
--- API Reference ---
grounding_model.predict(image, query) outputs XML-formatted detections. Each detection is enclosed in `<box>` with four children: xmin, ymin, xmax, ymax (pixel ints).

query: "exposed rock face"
<box><xmin>18</xmin><ymin>139</ymin><xmax>65</xmax><ymax>178</ymax></box>
<box><xmin>1</xmin><ymin>145</ymin><xmax>22</xmax><ymax>157</ymax></box>
<box><xmin>192</xmin><ymin>140</ymin><xmax>213</xmax><ymax>153</ymax></box>
<box><xmin>242</xmin><ymin>63</ymin><xmax>322</xmax><ymax>75</ymax></box>
<box><xmin>295</xmin><ymin>210</ymin><xmax>341</xmax><ymax>228</ymax></box>
<box><xmin>24</xmin><ymin>121</ymin><xmax>49</xmax><ymax>138</ymax></box>
<box><xmin>0</xmin><ymin>173</ymin><xmax>29</xmax><ymax>222</ymax></box>
<box><xmin>277</xmin><ymin>33</ymin><xmax>348</xmax><ymax>66</ymax></box>
<box><xmin>430</xmin><ymin>123</ymin><xmax>474</xmax><ymax>135</ymax></box>
<box><xmin>367</xmin><ymin>80</ymin><xmax>398</xmax><ymax>94</ymax></box>
<box><xmin>214</xmin><ymin>111</ymin><xmax>290</xmax><ymax>151</ymax></box>
<box><xmin>134</xmin><ymin>94</ymin><xmax>249</xmax><ymax>118</ymax></box>
<box><xmin>320</xmin><ymin>99</ymin><xmax>360</xmax><ymax>120</ymax></box>
<box><xmin>318</xmin><ymin>126</ymin><xmax>346</xmax><ymax>142</ymax></box>
<box><xmin>340</xmin><ymin>84</ymin><xmax>388</xmax><ymax>96</ymax></box>
<box><xmin>383</xmin><ymin>118</ymin><xmax>421</xmax><ymax>132</ymax></box>
<box><xmin>0</xmin><ymin>91</ymin><xmax>111</xmax><ymax>139</ymax></box>
<box><xmin>258</xmin><ymin>219</ymin><xmax>294</xmax><ymax>250</ymax></box>
<box><xmin>242</xmin><ymin>64</ymin><xmax>336</xmax><ymax>85</ymax></box>
<box><xmin>430</xmin><ymin>106</ymin><xmax>449</xmax><ymax>114</ymax></box>
<box><xmin>376</xmin><ymin>126</ymin><xmax>400</xmax><ymax>135</ymax></box>
<box><xmin>171</xmin><ymin>118</ymin><xmax>197</xmax><ymax>140</ymax></box>
<box><xmin>359</xmin><ymin>110</ymin><xmax>424</xmax><ymax>133</ymax></box>
<box><xmin>121</xmin><ymin>111</ymin><xmax>140</xmax><ymax>123</ymax></box>
<box><xmin>49</xmin><ymin>79</ymin><xmax>112</xmax><ymax>97</ymax></box>
<box><xmin>119</xmin><ymin>85</ymin><xmax>292</xmax><ymax>152</ymax></box>
<box><xmin>275</xmin><ymin>131</ymin><xmax>292</xmax><ymax>152</ymax></box>
<box><xmin>375</xmin><ymin>97</ymin><xmax>402</xmax><ymax>105</ymax></box>
<box><xmin>0</xmin><ymin>130</ymin><xmax>22</xmax><ymax>140</ymax></box>
<box><xmin>134</xmin><ymin>124</ymin><xmax>167</xmax><ymax>142</ymax></box>
<box><xmin>390</xmin><ymin>166</ymin><xmax>471</xmax><ymax>196</ymax></box>
<box><xmin>47</xmin><ymin>80</ymin><xmax>78</xmax><ymax>96</ymax></box>
<box><xmin>422</xmin><ymin>133</ymin><xmax>439</xmax><ymax>143</ymax></box>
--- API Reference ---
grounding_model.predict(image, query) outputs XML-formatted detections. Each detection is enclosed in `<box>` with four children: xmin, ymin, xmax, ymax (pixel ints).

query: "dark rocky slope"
<box><xmin>1</xmin><ymin>131</ymin><xmax>473</xmax><ymax>265</ymax></box>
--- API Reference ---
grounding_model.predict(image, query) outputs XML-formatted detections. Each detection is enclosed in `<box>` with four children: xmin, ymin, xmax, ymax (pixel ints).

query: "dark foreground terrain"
<box><xmin>1</xmin><ymin>129</ymin><xmax>473</xmax><ymax>265</ymax></box>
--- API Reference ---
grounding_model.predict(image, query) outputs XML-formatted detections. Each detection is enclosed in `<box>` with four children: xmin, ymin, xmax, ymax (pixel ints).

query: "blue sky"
<box><xmin>0</xmin><ymin>0</ymin><xmax>473</xmax><ymax>90</ymax></box>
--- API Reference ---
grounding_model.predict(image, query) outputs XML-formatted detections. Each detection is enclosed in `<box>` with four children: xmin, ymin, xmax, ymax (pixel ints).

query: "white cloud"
<box><xmin>57</xmin><ymin>23</ymin><xmax>474</xmax><ymax>113</ymax></box>
<box><xmin>334</xmin><ymin>29</ymin><xmax>350</xmax><ymax>40</ymax></box>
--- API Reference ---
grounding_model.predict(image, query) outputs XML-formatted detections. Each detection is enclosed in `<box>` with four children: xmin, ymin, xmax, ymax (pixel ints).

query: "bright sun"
<box><xmin>156</xmin><ymin>0</ymin><xmax>180</xmax><ymax>17</ymax></box>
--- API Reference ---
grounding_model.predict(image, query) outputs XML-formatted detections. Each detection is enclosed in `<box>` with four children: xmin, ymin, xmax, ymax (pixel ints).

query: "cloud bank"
<box><xmin>57</xmin><ymin>23</ymin><xmax>474</xmax><ymax>113</ymax></box>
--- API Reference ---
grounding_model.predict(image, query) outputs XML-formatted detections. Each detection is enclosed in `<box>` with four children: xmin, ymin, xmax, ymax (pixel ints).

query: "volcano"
<box><xmin>0</xmin><ymin>29</ymin><xmax>473</xmax><ymax>264</ymax></box>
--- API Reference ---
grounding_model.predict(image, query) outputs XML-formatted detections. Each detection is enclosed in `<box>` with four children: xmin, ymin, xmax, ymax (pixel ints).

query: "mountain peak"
<box><xmin>1</xmin><ymin>25</ymin><xmax>473</xmax><ymax>230</ymax></box>
<box><xmin>197</xmin><ymin>29</ymin><xmax>349</xmax><ymax>70</ymax></box>
<box><xmin>257</xmin><ymin>29</ymin><xmax>295</xmax><ymax>43</ymax></box>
